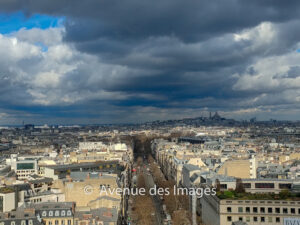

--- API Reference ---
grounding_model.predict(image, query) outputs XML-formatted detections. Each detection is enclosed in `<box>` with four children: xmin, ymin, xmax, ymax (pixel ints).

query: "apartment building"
<box><xmin>217</xmin><ymin>157</ymin><xmax>257</xmax><ymax>179</ymax></box>
<box><xmin>56</xmin><ymin>172</ymin><xmax>122</xmax><ymax>211</ymax></box>
<box><xmin>79</xmin><ymin>142</ymin><xmax>108</xmax><ymax>153</ymax></box>
<box><xmin>198</xmin><ymin>173</ymin><xmax>296</xmax><ymax>194</ymax></box>
<box><xmin>201</xmin><ymin>194</ymin><xmax>300</xmax><ymax>225</ymax></box>
<box><xmin>44</xmin><ymin>161</ymin><xmax>120</xmax><ymax>180</ymax></box>
<box><xmin>6</xmin><ymin>155</ymin><xmax>39</xmax><ymax>180</ymax></box>
<box><xmin>23</xmin><ymin>202</ymin><xmax>75</xmax><ymax>225</ymax></box>
<box><xmin>13</xmin><ymin>175</ymin><xmax>65</xmax><ymax>206</ymax></box>
<box><xmin>0</xmin><ymin>209</ymin><xmax>43</xmax><ymax>225</ymax></box>
<box><xmin>74</xmin><ymin>208</ymin><xmax>118</xmax><ymax>225</ymax></box>
<box><xmin>0</xmin><ymin>188</ymin><xmax>16</xmax><ymax>212</ymax></box>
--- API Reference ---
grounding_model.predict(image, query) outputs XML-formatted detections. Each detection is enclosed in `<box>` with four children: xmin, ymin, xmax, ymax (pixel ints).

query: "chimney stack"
<box><xmin>4</xmin><ymin>212</ymin><xmax>10</xmax><ymax>219</ymax></box>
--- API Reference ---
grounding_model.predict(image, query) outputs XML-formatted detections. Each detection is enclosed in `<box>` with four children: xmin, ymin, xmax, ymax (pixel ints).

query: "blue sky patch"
<box><xmin>35</xmin><ymin>42</ymin><xmax>49</xmax><ymax>52</ymax></box>
<box><xmin>0</xmin><ymin>11</ymin><xmax>64</xmax><ymax>34</ymax></box>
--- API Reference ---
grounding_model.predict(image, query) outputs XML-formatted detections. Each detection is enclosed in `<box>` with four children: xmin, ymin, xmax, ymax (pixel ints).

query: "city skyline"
<box><xmin>0</xmin><ymin>1</ymin><xmax>300</xmax><ymax>124</ymax></box>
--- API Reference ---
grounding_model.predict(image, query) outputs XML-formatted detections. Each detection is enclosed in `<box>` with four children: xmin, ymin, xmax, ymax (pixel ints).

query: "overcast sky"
<box><xmin>0</xmin><ymin>0</ymin><xmax>300</xmax><ymax>125</ymax></box>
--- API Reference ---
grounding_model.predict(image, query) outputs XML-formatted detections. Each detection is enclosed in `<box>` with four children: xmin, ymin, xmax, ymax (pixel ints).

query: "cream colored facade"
<box><xmin>70</xmin><ymin>142</ymin><xmax>132</xmax><ymax>164</ymax></box>
<box><xmin>156</xmin><ymin>145</ymin><xmax>208</xmax><ymax>185</ymax></box>
<box><xmin>42</xmin><ymin>217</ymin><xmax>73</xmax><ymax>225</ymax></box>
<box><xmin>0</xmin><ymin>191</ymin><xmax>15</xmax><ymax>212</ymax></box>
<box><xmin>218</xmin><ymin>160</ymin><xmax>252</xmax><ymax>179</ymax></box>
<box><xmin>201</xmin><ymin>194</ymin><xmax>300</xmax><ymax>225</ymax></box>
<box><xmin>279</xmin><ymin>153</ymin><xmax>300</xmax><ymax>164</ymax></box>
<box><xmin>61</xmin><ymin>174</ymin><xmax>121</xmax><ymax>211</ymax></box>
<box><xmin>38</xmin><ymin>160</ymin><xmax>57</xmax><ymax>176</ymax></box>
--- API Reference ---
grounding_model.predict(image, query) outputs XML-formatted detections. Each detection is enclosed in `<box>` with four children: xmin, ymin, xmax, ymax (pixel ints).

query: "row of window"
<box><xmin>48</xmin><ymin>220</ymin><xmax>72</xmax><ymax>225</ymax></box>
<box><xmin>227</xmin><ymin>216</ymin><xmax>282</xmax><ymax>223</ymax></box>
<box><xmin>241</xmin><ymin>183</ymin><xmax>292</xmax><ymax>189</ymax></box>
<box><xmin>0</xmin><ymin>220</ymin><xmax>34</xmax><ymax>225</ymax></box>
<box><xmin>41</xmin><ymin>210</ymin><xmax>72</xmax><ymax>217</ymax></box>
<box><xmin>17</xmin><ymin>170</ymin><xmax>35</xmax><ymax>174</ymax></box>
<box><xmin>30</xmin><ymin>198</ymin><xmax>42</xmax><ymax>203</ymax></box>
<box><xmin>227</xmin><ymin>206</ymin><xmax>299</xmax><ymax>214</ymax></box>
<box><xmin>220</xmin><ymin>183</ymin><xmax>292</xmax><ymax>190</ymax></box>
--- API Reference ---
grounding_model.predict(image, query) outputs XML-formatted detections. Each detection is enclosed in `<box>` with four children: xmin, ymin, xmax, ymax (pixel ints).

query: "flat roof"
<box><xmin>45</xmin><ymin>161</ymin><xmax>120</xmax><ymax>171</ymax></box>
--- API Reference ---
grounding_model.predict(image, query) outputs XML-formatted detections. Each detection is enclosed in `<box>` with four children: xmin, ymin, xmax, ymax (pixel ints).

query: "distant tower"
<box><xmin>209</xmin><ymin>112</ymin><xmax>212</xmax><ymax>119</ymax></box>
<box><xmin>214</xmin><ymin>111</ymin><xmax>220</xmax><ymax>118</ymax></box>
<box><xmin>212</xmin><ymin>111</ymin><xmax>221</xmax><ymax>120</ymax></box>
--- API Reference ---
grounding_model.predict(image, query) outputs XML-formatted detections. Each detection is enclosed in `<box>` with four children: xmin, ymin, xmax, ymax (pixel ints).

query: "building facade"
<box><xmin>201</xmin><ymin>194</ymin><xmax>300</xmax><ymax>225</ymax></box>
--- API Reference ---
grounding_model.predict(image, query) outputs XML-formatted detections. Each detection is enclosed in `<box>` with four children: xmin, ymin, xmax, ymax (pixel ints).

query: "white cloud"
<box><xmin>233</xmin><ymin>51</ymin><xmax>300</xmax><ymax>91</ymax></box>
<box><xmin>234</xmin><ymin>22</ymin><xmax>277</xmax><ymax>49</ymax></box>
<box><xmin>0</xmin><ymin>27</ymin><xmax>165</xmax><ymax>108</ymax></box>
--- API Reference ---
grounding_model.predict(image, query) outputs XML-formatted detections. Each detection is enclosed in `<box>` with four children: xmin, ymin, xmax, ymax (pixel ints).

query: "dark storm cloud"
<box><xmin>1</xmin><ymin>0</ymin><xmax>300</xmax><ymax>123</ymax></box>
<box><xmin>1</xmin><ymin>0</ymin><xmax>300</xmax><ymax>41</ymax></box>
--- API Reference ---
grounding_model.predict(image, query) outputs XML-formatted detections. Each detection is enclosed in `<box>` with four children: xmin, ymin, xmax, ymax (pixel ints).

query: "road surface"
<box><xmin>143</xmin><ymin>163</ymin><xmax>165</xmax><ymax>225</ymax></box>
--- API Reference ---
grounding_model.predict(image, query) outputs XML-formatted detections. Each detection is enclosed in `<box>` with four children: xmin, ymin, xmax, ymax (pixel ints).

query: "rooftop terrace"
<box><xmin>217</xmin><ymin>190</ymin><xmax>300</xmax><ymax>201</ymax></box>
